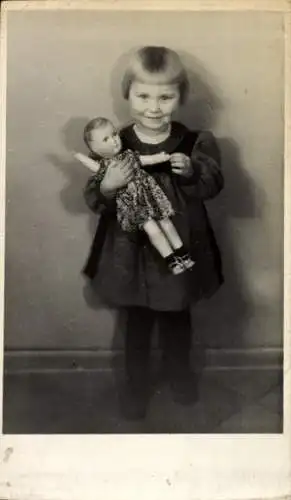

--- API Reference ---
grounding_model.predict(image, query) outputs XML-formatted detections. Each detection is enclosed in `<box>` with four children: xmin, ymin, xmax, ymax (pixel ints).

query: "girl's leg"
<box><xmin>122</xmin><ymin>306</ymin><xmax>156</xmax><ymax>418</ymax></box>
<box><xmin>158</xmin><ymin>309</ymin><xmax>192</xmax><ymax>369</ymax></box>
<box><xmin>157</xmin><ymin>309</ymin><xmax>198</xmax><ymax>404</ymax></box>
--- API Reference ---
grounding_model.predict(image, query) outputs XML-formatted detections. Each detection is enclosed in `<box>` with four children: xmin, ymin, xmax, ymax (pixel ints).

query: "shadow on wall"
<box><xmin>46</xmin><ymin>116</ymin><xmax>109</xmax><ymax>312</ymax></box>
<box><xmin>49</xmin><ymin>50</ymin><xmax>263</xmax><ymax>365</ymax></box>
<box><xmin>178</xmin><ymin>53</ymin><xmax>264</xmax><ymax>350</ymax></box>
<box><xmin>46</xmin><ymin>116</ymin><xmax>101</xmax><ymax>235</ymax></box>
<box><xmin>193</xmin><ymin>137</ymin><xmax>265</xmax><ymax>351</ymax></box>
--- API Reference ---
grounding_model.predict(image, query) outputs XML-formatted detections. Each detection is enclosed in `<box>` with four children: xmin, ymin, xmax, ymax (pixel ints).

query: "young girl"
<box><xmin>76</xmin><ymin>117</ymin><xmax>195</xmax><ymax>275</ymax></box>
<box><xmin>83</xmin><ymin>46</ymin><xmax>224</xmax><ymax>419</ymax></box>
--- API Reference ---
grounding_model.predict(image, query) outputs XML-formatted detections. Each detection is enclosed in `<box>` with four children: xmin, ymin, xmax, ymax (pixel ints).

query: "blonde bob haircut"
<box><xmin>121</xmin><ymin>46</ymin><xmax>189</xmax><ymax>105</ymax></box>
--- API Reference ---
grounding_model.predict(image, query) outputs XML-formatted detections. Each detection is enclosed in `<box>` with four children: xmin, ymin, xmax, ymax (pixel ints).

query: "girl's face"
<box><xmin>128</xmin><ymin>81</ymin><xmax>180</xmax><ymax>133</ymax></box>
<box><xmin>89</xmin><ymin>123</ymin><xmax>122</xmax><ymax>158</ymax></box>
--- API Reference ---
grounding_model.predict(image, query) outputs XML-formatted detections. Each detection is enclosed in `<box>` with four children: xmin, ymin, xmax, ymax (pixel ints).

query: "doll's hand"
<box><xmin>170</xmin><ymin>153</ymin><xmax>193</xmax><ymax>178</ymax></box>
<box><xmin>100</xmin><ymin>156</ymin><xmax>134</xmax><ymax>195</ymax></box>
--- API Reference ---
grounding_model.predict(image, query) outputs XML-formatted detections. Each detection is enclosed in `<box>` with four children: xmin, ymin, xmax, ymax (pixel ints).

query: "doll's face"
<box><xmin>89</xmin><ymin>123</ymin><xmax>122</xmax><ymax>158</ymax></box>
<box><xmin>128</xmin><ymin>81</ymin><xmax>180</xmax><ymax>133</ymax></box>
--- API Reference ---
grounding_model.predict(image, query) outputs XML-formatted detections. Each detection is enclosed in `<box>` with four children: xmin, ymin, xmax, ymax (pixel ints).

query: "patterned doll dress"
<box><xmin>97</xmin><ymin>149</ymin><xmax>175</xmax><ymax>232</ymax></box>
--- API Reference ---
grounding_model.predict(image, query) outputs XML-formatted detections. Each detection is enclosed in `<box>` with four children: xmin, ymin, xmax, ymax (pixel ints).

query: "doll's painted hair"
<box><xmin>121</xmin><ymin>46</ymin><xmax>189</xmax><ymax>104</ymax></box>
<box><xmin>83</xmin><ymin>117</ymin><xmax>112</xmax><ymax>149</ymax></box>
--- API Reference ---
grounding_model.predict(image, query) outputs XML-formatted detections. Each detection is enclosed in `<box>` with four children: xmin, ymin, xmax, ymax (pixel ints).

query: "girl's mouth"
<box><xmin>145</xmin><ymin>116</ymin><xmax>164</xmax><ymax>120</ymax></box>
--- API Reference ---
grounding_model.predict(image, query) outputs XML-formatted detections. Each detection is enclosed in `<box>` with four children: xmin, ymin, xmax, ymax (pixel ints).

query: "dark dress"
<box><xmin>83</xmin><ymin>121</ymin><xmax>224</xmax><ymax>311</ymax></box>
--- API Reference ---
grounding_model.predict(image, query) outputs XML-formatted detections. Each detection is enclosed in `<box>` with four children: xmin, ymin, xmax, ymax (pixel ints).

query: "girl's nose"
<box><xmin>148</xmin><ymin>99</ymin><xmax>160</xmax><ymax>112</ymax></box>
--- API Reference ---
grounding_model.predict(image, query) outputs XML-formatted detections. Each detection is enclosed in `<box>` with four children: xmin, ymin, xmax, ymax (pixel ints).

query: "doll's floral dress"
<box><xmin>95</xmin><ymin>149</ymin><xmax>174</xmax><ymax>232</ymax></box>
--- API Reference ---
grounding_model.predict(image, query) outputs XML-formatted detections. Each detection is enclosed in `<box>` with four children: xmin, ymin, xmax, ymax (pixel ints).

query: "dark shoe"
<box><xmin>170</xmin><ymin>369</ymin><xmax>199</xmax><ymax>405</ymax></box>
<box><xmin>182</xmin><ymin>255</ymin><xmax>195</xmax><ymax>270</ymax></box>
<box><xmin>168</xmin><ymin>257</ymin><xmax>186</xmax><ymax>275</ymax></box>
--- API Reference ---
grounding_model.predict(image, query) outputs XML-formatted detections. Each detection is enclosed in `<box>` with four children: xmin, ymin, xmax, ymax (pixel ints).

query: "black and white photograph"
<box><xmin>2</xmin><ymin>3</ymin><xmax>286</xmax><ymax>437</ymax></box>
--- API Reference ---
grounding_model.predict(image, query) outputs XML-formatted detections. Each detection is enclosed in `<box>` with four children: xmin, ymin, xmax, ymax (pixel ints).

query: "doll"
<box><xmin>75</xmin><ymin>117</ymin><xmax>195</xmax><ymax>275</ymax></box>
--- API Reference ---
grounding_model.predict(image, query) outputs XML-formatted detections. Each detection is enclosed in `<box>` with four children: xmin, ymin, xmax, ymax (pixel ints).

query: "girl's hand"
<box><xmin>100</xmin><ymin>156</ymin><xmax>134</xmax><ymax>195</ymax></box>
<box><xmin>170</xmin><ymin>153</ymin><xmax>193</xmax><ymax>178</ymax></box>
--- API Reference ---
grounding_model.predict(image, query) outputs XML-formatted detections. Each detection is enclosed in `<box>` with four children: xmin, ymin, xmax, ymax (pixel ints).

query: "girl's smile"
<box><xmin>128</xmin><ymin>81</ymin><xmax>180</xmax><ymax>134</ymax></box>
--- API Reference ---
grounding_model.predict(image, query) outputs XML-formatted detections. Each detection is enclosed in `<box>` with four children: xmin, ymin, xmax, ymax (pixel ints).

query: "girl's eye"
<box><xmin>160</xmin><ymin>95</ymin><xmax>173</xmax><ymax>101</ymax></box>
<box><xmin>138</xmin><ymin>94</ymin><xmax>149</xmax><ymax>100</ymax></box>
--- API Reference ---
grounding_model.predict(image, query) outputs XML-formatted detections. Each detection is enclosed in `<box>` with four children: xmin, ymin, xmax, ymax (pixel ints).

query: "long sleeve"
<box><xmin>83</xmin><ymin>166</ymin><xmax>116</xmax><ymax>214</ymax></box>
<box><xmin>177</xmin><ymin>130</ymin><xmax>224</xmax><ymax>201</ymax></box>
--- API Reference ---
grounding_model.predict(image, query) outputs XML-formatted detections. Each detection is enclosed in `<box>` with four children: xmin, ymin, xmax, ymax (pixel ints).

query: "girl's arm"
<box><xmin>82</xmin><ymin>156</ymin><xmax>117</xmax><ymax>213</ymax></box>
<box><xmin>178</xmin><ymin>131</ymin><xmax>224</xmax><ymax>201</ymax></box>
<box><xmin>75</xmin><ymin>152</ymin><xmax>116</xmax><ymax>213</ymax></box>
<box><xmin>83</xmin><ymin>174</ymin><xmax>117</xmax><ymax>213</ymax></box>
<box><xmin>83</xmin><ymin>155</ymin><xmax>134</xmax><ymax>213</ymax></box>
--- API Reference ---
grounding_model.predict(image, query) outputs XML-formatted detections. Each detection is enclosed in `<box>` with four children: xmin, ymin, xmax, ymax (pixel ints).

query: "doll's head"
<box><xmin>84</xmin><ymin>117</ymin><xmax>122</xmax><ymax>158</ymax></box>
<box><xmin>121</xmin><ymin>46</ymin><xmax>189</xmax><ymax>133</ymax></box>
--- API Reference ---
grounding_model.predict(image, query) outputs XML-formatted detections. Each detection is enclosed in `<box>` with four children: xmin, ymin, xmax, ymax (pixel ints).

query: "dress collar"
<box><xmin>122</xmin><ymin>121</ymin><xmax>190</xmax><ymax>153</ymax></box>
<box><xmin>133</xmin><ymin>124</ymin><xmax>171</xmax><ymax>145</ymax></box>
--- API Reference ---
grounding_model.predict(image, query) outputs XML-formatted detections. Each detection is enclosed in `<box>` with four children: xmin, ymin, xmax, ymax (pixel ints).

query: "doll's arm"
<box><xmin>139</xmin><ymin>152</ymin><xmax>171</xmax><ymax>166</ymax></box>
<box><xmin>177</xmin><ymin>131</ymin><xmax>224</xmax><ymax>201</ymax></box>
<box><xmin>74</xmin><ymin>152</ymin><xmax>101</xmax><ymax>173</ymax></box>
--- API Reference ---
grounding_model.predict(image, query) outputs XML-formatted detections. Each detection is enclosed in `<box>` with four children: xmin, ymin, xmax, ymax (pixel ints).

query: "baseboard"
<box><xmin>4</xmin><ymin>347</ymin><xmax>283</xmax><ymax>373</ymax></box>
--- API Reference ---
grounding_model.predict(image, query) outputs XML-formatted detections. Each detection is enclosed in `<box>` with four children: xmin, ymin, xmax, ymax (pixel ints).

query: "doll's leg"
<box><xmin>143</xmin><ymin>219</ymin><xmax>185</xmax><ymax>275</ymax></box>
<box><xmin>143</xmin><ymin>219</ymin><xmax>173</xmax><ymax>257</ymax></box>
<box><xmin>159</xmin><ymin>218</ymin><xmax>183</xmax><ymax>250</ymax></box>
<box><xmin>159</xmin><ymin>218</ymin><xmax>195</xmax><ymax>270</ymax></box>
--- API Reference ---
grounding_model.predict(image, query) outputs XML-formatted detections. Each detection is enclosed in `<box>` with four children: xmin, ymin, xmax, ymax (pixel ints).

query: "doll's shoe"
<box><xmin>182</xmin><ymin>255</ymin><xmax>195</xmax><ymax>270</ymax></box>
<box><xmin>168</xmin><ymin>258</ymin><xmax>185</xmax><ymax>275</ymax></box>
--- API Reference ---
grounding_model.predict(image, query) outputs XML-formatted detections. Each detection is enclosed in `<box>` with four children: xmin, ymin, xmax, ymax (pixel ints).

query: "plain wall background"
<box><xmin>4</xmin><ymin>10</ymin><xmax>284</xmax><ymax>350</ymax></box>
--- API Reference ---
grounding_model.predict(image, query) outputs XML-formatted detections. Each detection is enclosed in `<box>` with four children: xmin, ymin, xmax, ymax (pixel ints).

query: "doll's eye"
<box><xmin>103</xmin><ymin>136</ymin><xmax>109</xmax><ymax>143</ymax></box>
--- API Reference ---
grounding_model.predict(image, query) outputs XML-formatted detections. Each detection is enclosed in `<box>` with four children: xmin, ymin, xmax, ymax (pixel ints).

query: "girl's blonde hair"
<box><xmin>121</xmin><ymin>46</ymin><xmax>189</xmax><ymax>104</ymax></box>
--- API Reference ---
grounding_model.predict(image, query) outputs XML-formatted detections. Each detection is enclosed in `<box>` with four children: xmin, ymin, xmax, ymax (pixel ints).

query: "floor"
<box><xmin>3</xmin><ymin>367</ymin><xmax>283</xmax><ymax>434</ymax></box>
